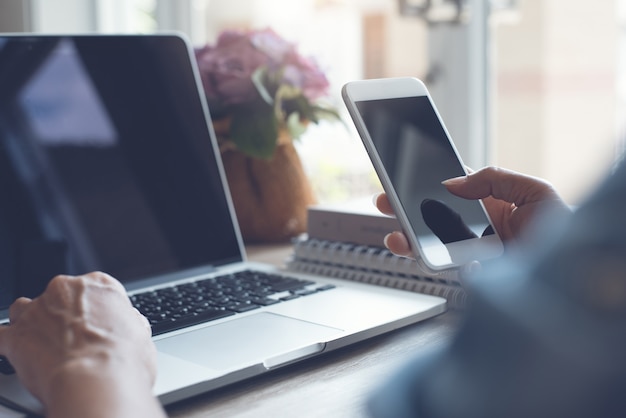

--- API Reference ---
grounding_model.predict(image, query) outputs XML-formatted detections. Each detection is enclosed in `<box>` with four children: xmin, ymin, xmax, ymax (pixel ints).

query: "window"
<box><xmin>11</xmin><ymin>0</ymin><xmax>625</xmax><ymax>205</ymax></box>
<box><xmin>493</xmin><ymin>1</ymin><xmax>622</xmax><ymax>203</ymax></box>
<box><xmin>97</xmin><ymin>0</ymin><xmax>157</xmax><ymax>33</ymax></box>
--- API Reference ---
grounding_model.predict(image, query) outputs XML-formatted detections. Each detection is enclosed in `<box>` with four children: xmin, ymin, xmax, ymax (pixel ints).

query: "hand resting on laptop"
<box><xmin>0</xmin><ymin>272</ymin><xmax>166</xmax><ymax>418</ymax></box>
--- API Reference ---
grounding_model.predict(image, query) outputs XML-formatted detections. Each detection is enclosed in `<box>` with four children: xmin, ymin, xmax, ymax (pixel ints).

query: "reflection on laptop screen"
<box><xmin>0</xmin><ymin>35</ymin><xmax>242</xmax><ymax>308</ymax></box>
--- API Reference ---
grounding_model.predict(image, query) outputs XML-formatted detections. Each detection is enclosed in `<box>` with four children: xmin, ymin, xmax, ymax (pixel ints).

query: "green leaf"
<box><xmin>223</xmin><ymin>65</ymin><xmax>342</xmax><ymax>159</ymax></box>
<box><xmin>286</xmin><ymin>112</ymin><xmax>308</xmax><ymax>138</ymax></box>
<box><xmin>251</xmin><ymin>67</ymin><xmax>275</xmax><ymax>106</ymax></box>
<box><xmin>230</xmin><ymin>104</ymin><xmax>279</xmax><ymax>159</ymax></box>
<box><xmin>275</xmin><ymin>83</ymin><xmax>302</xmax><ymax>101</ymax></box>
<box><xmin>311</xmin><ymin>105</ymin><xmax>341</xmax><ymax>122</ymax></box>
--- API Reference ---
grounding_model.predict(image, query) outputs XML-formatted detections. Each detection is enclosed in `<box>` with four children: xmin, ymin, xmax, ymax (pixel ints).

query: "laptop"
<box><xmin>0</xmin><ymin>33</ymin><xmax>446</xmax><ymax>413</ymax></box>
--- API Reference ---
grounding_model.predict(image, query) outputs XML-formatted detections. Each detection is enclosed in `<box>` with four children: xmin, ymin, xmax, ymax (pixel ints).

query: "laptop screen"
<box><xmin>0</xmin><ymin>35</ymin><xmax>243</xmax><ymax>308</ymax></box>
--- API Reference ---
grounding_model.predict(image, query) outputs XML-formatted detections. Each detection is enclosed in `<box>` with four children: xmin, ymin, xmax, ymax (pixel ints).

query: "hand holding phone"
<box><xmin>342</xmin><ymin>77</ymin><xmax>504</xmax><ymax>271</ymax></box>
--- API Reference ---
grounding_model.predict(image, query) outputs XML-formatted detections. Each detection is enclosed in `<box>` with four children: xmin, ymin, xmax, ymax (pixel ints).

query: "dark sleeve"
<box><xmin>368</xmin><ymin>161</ymin><xmax>626</xmax><ymax>418</ymax></box>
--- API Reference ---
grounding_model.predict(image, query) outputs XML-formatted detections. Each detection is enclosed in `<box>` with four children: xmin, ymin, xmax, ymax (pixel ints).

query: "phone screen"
<box><xmin>354</xmin><ymin>95</ymin><xmax>497</xmax><ymax>265</ymax></box>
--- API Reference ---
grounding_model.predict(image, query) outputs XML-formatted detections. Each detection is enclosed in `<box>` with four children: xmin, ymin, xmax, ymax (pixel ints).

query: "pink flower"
<box><xmin>195</xmin><ymin>28</ymin><xmax>330</xmax><ymax>110</ymax></box>
<box><xmin>194</xmin><ymin>28</ymin><xmax>338</xmax><ymax>159</ymax></box>
<box><xmin>283</xmin><ymin>54</ymin><xmax>331</xmax><ymax>100</ymax></box>
<box><xmin>195</xmin><ymin>31</ymin><xmax>269</xmax><ymax>107</ymax></box>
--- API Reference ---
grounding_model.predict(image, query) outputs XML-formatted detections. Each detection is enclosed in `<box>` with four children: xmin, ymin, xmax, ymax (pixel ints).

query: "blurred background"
<box><xmin>1</xmin><ymin>0</ymin><xmax>624</xmax><ymax>206</ymax></box>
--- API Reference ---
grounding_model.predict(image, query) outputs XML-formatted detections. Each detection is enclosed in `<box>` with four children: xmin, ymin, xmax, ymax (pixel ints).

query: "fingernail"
<box><xmin>371</xmin><ymin>193</ymin><xmax>379</xmax><ymax>207</ymax></box>
<box><xmin>383</xmin><ymin>233</ymin><xmax>391</xmax><ymax>248</ymax></box>
<box><xmin>442</xmin><ymin>176</ymin><xmax>466</xmax><ymax>186</ymax></box>
<box><xmin>459</xmin><ymin>260</ymin><xmax>482</xmax><ymax>283</ymax></box>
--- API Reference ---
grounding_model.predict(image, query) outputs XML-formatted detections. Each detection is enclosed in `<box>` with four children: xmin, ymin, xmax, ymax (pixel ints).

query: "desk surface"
<box><xmin>166</xmin><ymin>244</ymin><xmax>461</xmax><ymax>418</ymax></box>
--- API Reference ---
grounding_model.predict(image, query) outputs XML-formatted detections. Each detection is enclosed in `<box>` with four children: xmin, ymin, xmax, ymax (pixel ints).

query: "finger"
<box><xmin>133</xmin><ymin>308</ymin><xmax>152</xmax><ymax>335</ymax></box>
<box><xmin>8</xmin><ymin>297</ymin><xmax>32</xmax><ymax>324</ymax></box>
<box><xmin>374</xmin><ymin>193</ymin><xmax>396</xmax><ymax>217</ymax></box>
<box><xmin>443</xmin><ymin>166</ymin><xmax>562</xmax><ymax>206</ymax></box>
<box><xmin>78</xmin><ymin>272</ymin><xmax>131</xmax><ymax>307</ymax></box>
<box><xmin>458</xmin><ymin>260</ymin><xmax>482</xmax><ymax>286</ymax></box>
<box><xmin>80</xmin><ymin>271</ymin><xmax>127</xmax><ymax>294</ymax></box>
<box><xmin>383</xmin><ymin>231</ymin><xmax>413</xmax><ymax>258</ymax></box>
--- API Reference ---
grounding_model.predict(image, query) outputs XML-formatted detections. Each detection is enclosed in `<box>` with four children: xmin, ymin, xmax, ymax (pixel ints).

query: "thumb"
<box><xmin>458</xmin><ymin>260</ymin><xmax>482</xmax><ymax>287</ymax></box>
<box><xmin>0</xmin><ymin>297</ymin><xmax>32</xmax><ymax>356</ymax></box>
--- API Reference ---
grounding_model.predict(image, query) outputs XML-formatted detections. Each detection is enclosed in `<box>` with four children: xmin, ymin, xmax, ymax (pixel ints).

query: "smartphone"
<box><xmin>341</xmin><ymin>77</ymin><xmax>503</xmax><ymax>271</ymax></box>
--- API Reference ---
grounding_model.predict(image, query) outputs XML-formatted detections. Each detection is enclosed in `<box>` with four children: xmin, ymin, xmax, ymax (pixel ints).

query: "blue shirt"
<box><xmin>369</xmin><ymin>161</ymin><xmax>626</xmax><ymax>418</ymax></box>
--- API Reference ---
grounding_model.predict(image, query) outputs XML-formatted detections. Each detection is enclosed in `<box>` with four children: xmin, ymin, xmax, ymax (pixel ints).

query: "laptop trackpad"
<box><xmin>155</xmin><ymin>312</ymin><xmax>343</xmax><ymax>371</ymax></box>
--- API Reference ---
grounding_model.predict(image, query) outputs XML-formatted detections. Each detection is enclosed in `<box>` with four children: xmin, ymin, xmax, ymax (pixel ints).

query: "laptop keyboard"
<box><xmin>0</xmin><ymin>270</ymin><xmax>334</xmax><ymax>375</ymax></box>
<box><xmin>130</xmin><ymin>270</ymin><xmax>335</xmax><ymax>336</ymax></box>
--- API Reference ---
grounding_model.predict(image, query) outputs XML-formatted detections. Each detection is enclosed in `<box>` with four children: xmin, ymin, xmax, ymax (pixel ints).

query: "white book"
<box><xmin>306</xmin><ymin>200</ymin><xmax>401</xmax><ymax>248</ymax></box>
<box><xmin>298</xmin><ymin>199</ymin><xmax>467</xmax><ymax>309</ymax></box>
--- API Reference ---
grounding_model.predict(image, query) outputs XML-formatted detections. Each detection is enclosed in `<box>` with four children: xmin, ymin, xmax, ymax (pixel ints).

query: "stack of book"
<box><xmin>286</xmin><ymin>201</ymin><xmax>468</xmax><ymax>309</ymax></box>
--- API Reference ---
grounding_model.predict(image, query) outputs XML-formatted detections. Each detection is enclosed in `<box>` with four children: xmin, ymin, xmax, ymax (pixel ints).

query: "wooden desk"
<box><xmin>166</xmin><ymin>244</ymin><xmax>461</xmax><ymax>418</ymax></box>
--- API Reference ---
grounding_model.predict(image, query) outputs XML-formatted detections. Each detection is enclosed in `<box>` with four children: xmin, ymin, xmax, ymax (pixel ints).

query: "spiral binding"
<box><xmin>286</xmin><ymin>237</ymin><xmax>467</xmax><ymax>309</ymax></box>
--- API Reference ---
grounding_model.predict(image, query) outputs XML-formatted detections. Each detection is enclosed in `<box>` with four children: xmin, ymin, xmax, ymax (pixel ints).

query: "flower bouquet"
<box><xmin>195</xmin><ymin>28</ymin><xmax>340</xmax><ymax>160</ymax></box>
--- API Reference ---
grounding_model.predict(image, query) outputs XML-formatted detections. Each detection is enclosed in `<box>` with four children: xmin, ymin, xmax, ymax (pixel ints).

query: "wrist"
<box><xmin>45</xmin><ymin>355</ymin><xmax>163</xmax><ymax>418</ymax></box>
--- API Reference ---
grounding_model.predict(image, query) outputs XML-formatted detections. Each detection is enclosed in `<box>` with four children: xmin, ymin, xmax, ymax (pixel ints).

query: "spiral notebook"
<box><xmin>286</xmin><ymin>236</ymin><xmax>468</xmax><ymax>310</ymax></box>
